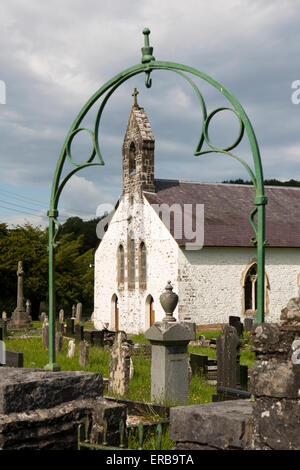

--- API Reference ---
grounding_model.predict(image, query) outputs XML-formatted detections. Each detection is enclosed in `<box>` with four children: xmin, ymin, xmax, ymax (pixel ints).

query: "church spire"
<box><xmin>122</xmin><ymin>94</ymin><xmax>155</xmax><ymax>197</ymax></box>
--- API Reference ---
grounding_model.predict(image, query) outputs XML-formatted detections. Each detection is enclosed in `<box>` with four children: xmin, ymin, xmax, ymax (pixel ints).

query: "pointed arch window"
<box><xmin>128</xmin><ymin>236</ymin><xmax>135</xmax><ymax>289</ymax></box>
<box><xmin>139</xmin><ymin>242</ymin><xmax>147</xmax><ymax>288</ymax></box>
<box><xmin>117</xmin><ymin>244</ymin><xmax>125</xmax><ymax>285</ymax></box>
<box><xmin>242</xmin><ymin>261</ymin><xmax>269</xmax><ymax>315</ymax></box>
<box><xmin>129</xmin><ymin>141</ymin><xmax>136</xmax><ymax>177</ymax></box>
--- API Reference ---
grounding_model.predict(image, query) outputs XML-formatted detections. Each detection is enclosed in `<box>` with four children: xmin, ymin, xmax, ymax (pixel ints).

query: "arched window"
<box><xmin>129</xmin><ymin>142</ymin><xmax>136</xmax><ymax>177</ymax></box>
<box><xmin>118</xmin><ymin>244</ymin><xmax>125</xmax><ymax>284</ymax></box>
<box><xmin>139</xmin><ymin>242</ymin><xmax>147</xmax><ymax>288</ymax></box>
<box><xmin>130</xmin><ymin>239</ymin><xmax>135</xmax><ymax>282</ymax></box>
<box><xmin>128</xmin><ymin>237</ymin><xmax>135</xmax><ymax>289</ymax></box>
<box><xmin>241</xmin><ymin>261</ymin><xmax>269</xmax><ymax>315</ymax></box>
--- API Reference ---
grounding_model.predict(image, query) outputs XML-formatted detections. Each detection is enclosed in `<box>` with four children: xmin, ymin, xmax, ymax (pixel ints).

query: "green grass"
<box><xmin>5</xmin><ymin>328</ymin><xmax>255</xmax><ymax>406</ymax></box>
<box><xmin>128</xmin><ymin>425</ymin><xmax>175</xmax><ymax>450</ymax></box>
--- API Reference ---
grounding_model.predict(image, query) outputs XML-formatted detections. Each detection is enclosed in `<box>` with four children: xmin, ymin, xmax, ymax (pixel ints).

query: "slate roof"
<box><xmin>144</xmin><ymin>180</ymin><xmax>300</xmax><ymax>248</ymax></box>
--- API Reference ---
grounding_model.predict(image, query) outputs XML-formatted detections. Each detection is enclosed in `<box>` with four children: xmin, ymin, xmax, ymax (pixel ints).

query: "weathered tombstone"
<box><xmin>190</xmin><ymin>353</ymin><xmax>208</xmax><ymax>377</ymax></box>
<box><xmin>2</xmin><ymin>312</ymin><xmax>7</xmax><ymax>319</ymax></box>
<box><xmin>0</xmin><ymin>338</ymin><xmax>5</xmax><ymax>365</ymax></box>
<box><xmin>79</xmin><ymin>340</ymin><xmax>89</xmax><ymax>367</ymax></box>
<box><xmin>71</xmin><ymin>304</ymin><xmax>76</xmax><ymax>318</ymax></box>
<box><xmin>216</xmin><ymin>325</ymin><xmax>241</xmax><ymax>388</ymax></box>
<box><xmin>55</xmin><ymin>331</ymin><xmax>63</xmax><ymax>352</ymax></box>
<box><xmin>76</xmin><ymin>303</ymin><xmax>82</xmax><ymax>323</ymax></box>
<box><xmin>129</xmin><ymin>357</ymin><xmax>134</xmax><ymax>380</ymax></box>
<box><xmin>244</xmin><ymin>317</ymin><xmax>254</xmax><ymax>332</ymax></box>
<box><xmin>42</xmin><ymin>322</ymin><xmax>49</xmax><ymax>349</ymax></box>
<box><xmin>75</xmin><ymin>323</ymin><xmax>84</xmax><ymax>343</ymax></box>
<box><xmin>26</xmin><ymin>299</ymin><xmax>31</xmax><ymax>317</ymax></box>
<box><xmin>66</xmin><ymin>318</ymin><xmax>75</xmax><ymax>336</ymax></box>
<box><xmin>229</xmin><ymin>316</ymin><xmax>244</xmax><ymax>337</ymax></box>
<box><xmin>145</xmin><ymin>281</ymin><xmax>196</xmax><ymax>404</ymax></box>
<box><xmin>40</xmin><ymin>312</ymin><xmax>47</xmax><ymax>323</ymax></box>
<box><xmin>10</xmin><ymin>261</ymin><xmax>32</xmax><ymax>328</ymax></box>
<box><xmin>59</xmin><ymin>309</ymin><xmax>64</xmax><ymax>324</ymax></box>
<box><xmin>0</xmin><ymin>319</ymin><xmax>7</xmax><ymax>339</ymax></box>
<box><xmin>67</xmin><ymin>339</ymin><xmax>75</xmax><ymax>358</ymax></box>
<box><xmin>108</xmin><ymin>331</ymin><xmax>132</xmax><ymax>396</ymax></box>
<box><xmin>4</xmin><ymin>350</ymin><xmax>23</xmax><ymax>368</ymax></box>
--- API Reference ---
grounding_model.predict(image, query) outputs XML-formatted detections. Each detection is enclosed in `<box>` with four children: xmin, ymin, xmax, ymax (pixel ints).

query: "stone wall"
<box><xmin>178</xmin><ymin>246</ymin><xmax>299</xmax><ymax>325</ymax></box>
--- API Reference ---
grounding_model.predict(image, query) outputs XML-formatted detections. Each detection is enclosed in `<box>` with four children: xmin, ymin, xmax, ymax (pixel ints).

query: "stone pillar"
<box><xmin>249</xmin><ymin>297</ymin><xmax>300</xmax><ymax>450</ymax></box>
<box><xmin>145</xmin><ymin>281</ymin><xmax>196</xmax><ymax>404</ymax></box>
<box><xmin>10</xmin><ymin>261</ymin><xmax>32</xmax><ymax>328</ymax></box>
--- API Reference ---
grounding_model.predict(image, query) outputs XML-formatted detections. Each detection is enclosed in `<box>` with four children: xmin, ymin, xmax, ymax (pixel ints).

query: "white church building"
<box><xmin>93</xmin><ymin>95</ymin><xmax>300</xmax><ymax>334</ymax></box>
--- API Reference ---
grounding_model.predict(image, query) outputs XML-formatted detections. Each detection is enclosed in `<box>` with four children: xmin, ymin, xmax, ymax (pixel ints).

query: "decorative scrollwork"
<box><xmin>66</xmin><ymin>127</ymin><xmax>97</xmax><ymax>167</ymax></box>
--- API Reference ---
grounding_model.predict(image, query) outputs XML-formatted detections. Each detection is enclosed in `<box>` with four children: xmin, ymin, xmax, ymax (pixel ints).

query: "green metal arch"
<box><xmin>46</xmin><ymin>31</ymin><xmax>267</xmax><ymax>371</ymax></box>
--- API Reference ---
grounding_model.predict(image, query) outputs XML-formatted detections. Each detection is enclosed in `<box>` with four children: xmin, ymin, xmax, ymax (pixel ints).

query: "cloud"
<box><xmin>1</xmin><ymin>0</ymin><xmax>300</xmax><ymax>225</ymax></box>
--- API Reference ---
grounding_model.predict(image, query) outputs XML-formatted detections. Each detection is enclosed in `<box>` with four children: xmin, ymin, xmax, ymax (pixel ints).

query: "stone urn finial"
<box><xmin>160</xmin><ymin>281</ymin><xmax>178</xmax><ymax>322</ymax></box>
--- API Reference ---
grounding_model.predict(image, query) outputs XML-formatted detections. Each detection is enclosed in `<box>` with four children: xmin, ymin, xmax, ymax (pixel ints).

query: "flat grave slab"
<box><xmin>170</xmin><ymin>399</ymin><xmax>253</xmax><ymax>449</ymax></box>
<box><xmin>0</xmin><ymin>367</ymin><xmax>102</xmax><ymax>414</ymax></box>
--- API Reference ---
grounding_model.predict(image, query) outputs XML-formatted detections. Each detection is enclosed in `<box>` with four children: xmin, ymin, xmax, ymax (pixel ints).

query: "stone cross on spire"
<box><xmin>132</xmin><ymin>88</ymin><xmax>139</xmax><ymax>107</ymax></box>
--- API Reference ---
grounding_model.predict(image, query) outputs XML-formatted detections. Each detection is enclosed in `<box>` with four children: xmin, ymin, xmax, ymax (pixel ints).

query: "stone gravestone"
<box><xmin>40</xmin><ymin>312</ymin><xmax>47</xmax><ymax>323</ymax></box>
<box><xmin>216</xmin><ymin>324</ymin><xmax>241</xmax><ymax>389</ymax></box>
<box><xmin>66</xmin><ymin>318</ymin><xmax>75</xmax><ymax>336</ymax></box>
<box><xmin>42</xmin><ymin>321</ymin><xmax>49</xmax><ymax>349</ymax></box>
<box><xmin>59</xmin><ymin>309</ymin><xmax>64</xmax><ymax>324</ymax></box>
<box><xmin>229</xmin><ymin>316</ymin><xmax>244</xmax><ymax>337</ymax></box>
<box><xmin>145</xmin><ymin>282</ymin><xmax>196</xmax><ymax>404</ymax></box>
<box><xmin>108</xmin><ymin>331</ymin><xmax>132</xmax><ymax>397</ymax></box>
<box><xmin>75</xmin><ymin>324</ymin><xmax>84</xmax><ymax>343</ymax></box>
<box><xmin>2</xmin><ymin>312</ymin><xmax>7</xmax><ymax>319</ymax></box>
<box><xmin>10</xmin><ymin>261</ymin><xmax>32</xmax><ymax>328</ymax></box>
<box><xmin>26</xmin><ymin>299</ymin><xmax>31</xmax><ymax>317</ymax></box>
<box><xmin>0</xmin><ymin>318</ymin><xmax>7</xmax><ymax>340</ymax></box>
<box><xmin>71</xmin><ymin>305</ymin><xmax>76</xmax><ymax>319</ymax></box>
<box><xmin>244</xmin><ymin>318</ymin><xmax>254</xmax><ymax>332</ymax></box>
<box><xmin>79</xmin><ymin>340</ymin><xmax>89</xmax><ymax>367</ymax></box>
<box><xmin>55</xmin><ymin>331</ymin><xmax>63</xmax><ymax>352</ymax></box>
<box><xmin>67</xmin><ymin>339</ymin><xmax>75</xmax><ymax>358</ymax></box>
<box><xmin>76</xmin><ymin>303</ymin><xmax>82</xmax><ymax>323</ymax></box>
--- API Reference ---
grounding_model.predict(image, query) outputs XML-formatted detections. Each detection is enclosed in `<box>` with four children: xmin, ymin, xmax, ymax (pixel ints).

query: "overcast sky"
<box><xmin>1</xmin><ymin>0</ymin><xmax>300</xmax><ymax>227</ymax></box>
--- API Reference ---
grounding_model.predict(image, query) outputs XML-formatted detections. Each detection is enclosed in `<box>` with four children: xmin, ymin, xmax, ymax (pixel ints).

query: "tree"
<box><xmin>0</xmin><ymin>223</ymin><xmax>48</xmax><ymax>315</ymax></box>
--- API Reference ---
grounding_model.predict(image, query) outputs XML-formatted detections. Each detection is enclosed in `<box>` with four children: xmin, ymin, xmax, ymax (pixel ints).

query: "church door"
<box><xmin>150</xmin><ymin>298</ymin><xmax>155</xmax><ymax>326</ymax></box>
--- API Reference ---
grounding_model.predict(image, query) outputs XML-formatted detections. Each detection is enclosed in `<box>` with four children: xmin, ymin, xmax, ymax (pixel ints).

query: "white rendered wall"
<box><xmin>94</xmin><ymin>195</ymin><xmax>180</xmax><ymax>334</ymax></box>
<box><xmin>178</xmin><ymin>246</ymin><xmax>300</xmax><ymax>324</ymax></box>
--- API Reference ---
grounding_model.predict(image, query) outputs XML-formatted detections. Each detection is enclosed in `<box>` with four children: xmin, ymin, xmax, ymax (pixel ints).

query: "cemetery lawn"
<box><xmin>5</xmin><ymin>333</ymin><xmax>217</xmax><ymax>406</ymax></box>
